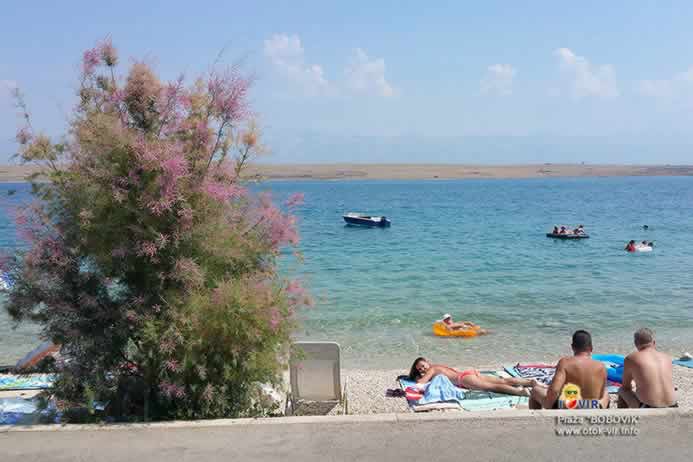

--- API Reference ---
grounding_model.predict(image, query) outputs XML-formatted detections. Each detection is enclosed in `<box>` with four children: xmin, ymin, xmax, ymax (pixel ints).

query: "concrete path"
<box><xmin>3</xmin><ymin>409</ymin><xmax>692</xmax><ymax>462</ymax></box>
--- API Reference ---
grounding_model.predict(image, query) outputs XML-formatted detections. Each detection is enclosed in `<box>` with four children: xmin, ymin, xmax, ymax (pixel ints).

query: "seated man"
<box><xmin>529</xmin><ymin>330</ymin><xmax>609</xmax><ymax>409</ymax></box>
<box><xmin>618</xmin><ymin>328</ymin><xmax>677</xmax><ymax>408</ymax></box>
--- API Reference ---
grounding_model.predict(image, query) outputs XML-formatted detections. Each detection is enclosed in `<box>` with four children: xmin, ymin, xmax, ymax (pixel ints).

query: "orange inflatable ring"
<box><xmin>432</xmin><ymin>321</ymin><xmax>481</xmax><ymax>337</ymax></box>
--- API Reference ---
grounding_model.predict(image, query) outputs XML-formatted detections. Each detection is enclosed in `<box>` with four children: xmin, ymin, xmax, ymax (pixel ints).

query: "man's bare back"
<box><xmin>560</xmin><ymin>356</ymin><xmax>609</xmax><ymax>404</ymax></box>
<box><xmin>529</xmin><ymin>330</ymin><xmax>609</xmax><ymax>409</ymax></box>
<box><xmin>530</xmin><ymin>355</ymin><xmax>609</xmax><ymax>409</ymax></box>
<box><xmin>622</xmin><ymin>347</ymin><xmax>675</xmax><ymax>407</ymax></box>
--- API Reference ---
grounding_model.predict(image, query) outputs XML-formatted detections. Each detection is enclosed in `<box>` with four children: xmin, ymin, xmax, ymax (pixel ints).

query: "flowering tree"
<box><xmin>6</xmin><ymin>40</ymin><xmax>309</xmax><ymax>420</ymax></box>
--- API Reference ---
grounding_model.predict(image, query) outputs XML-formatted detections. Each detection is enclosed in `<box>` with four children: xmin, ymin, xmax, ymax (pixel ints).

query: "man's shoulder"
<box><xmin>557</xmin><ymin>356</ymin><xmax>578</xmax><ymax>368</ymax></box>
<box><xmin>655</xmin><ymin>350</ymin><xmax>673</xmax><ymax>363</ymax></box>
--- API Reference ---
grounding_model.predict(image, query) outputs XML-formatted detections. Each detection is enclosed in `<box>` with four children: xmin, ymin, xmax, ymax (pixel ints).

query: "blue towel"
<box><xmin>400</xmin><ymin>374</ymin><xmax>466</xmax><ymax>405</ymax></box>
<box><xmin>418</xmin><ymin>375</ymin><xmax>466</xmax><ymax>405</ymax></box>
<box><xmin>673</xmin><ymin>359</ymin><xmax>693</xmax><ymax>369</ymax></box>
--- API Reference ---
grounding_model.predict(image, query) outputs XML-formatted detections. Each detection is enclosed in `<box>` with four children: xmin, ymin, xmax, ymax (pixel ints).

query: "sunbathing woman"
<box><xmin>408</xmin><ymin>357</ymin><xmax>536</xmax><ymax>396</ymax></box>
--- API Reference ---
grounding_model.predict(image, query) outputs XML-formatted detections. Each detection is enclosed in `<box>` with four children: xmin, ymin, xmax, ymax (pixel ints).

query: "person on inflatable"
<box><xmin>442</xmin><ymin>314</ymin><xmax>476</xmax><ymax>330</ymax></box>
<box><xmin>625</xmin><ymin>240</ymin><xmax>636</xmax><ymax>252</ymax></box>
<box><xmin>552</xmin><ymin>226</ymin><xmax>559</xmax><ymax>235</ymax></box>
<box><xmin>441</xmin><ymin>314</ymin><xmax>487</xmax><ymax>334</ymax></box>
<box><xmin>559</xmin><ymin>226</ymin><xmax>567</xmax><ymax>234</ymax></box>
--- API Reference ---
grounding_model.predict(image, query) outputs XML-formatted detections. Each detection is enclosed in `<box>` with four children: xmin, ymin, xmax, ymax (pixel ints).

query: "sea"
<box><xmin>2</xmin><ymin>176</ymin><xmax>693</xmax><ymax>369</ymax></box>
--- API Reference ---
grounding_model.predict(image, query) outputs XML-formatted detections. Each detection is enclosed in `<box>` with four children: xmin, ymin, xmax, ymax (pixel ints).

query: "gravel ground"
<box><xmin>333</xmin><ymin>362</ymin><xmax>693</xmax><ymax>415</ymax></box>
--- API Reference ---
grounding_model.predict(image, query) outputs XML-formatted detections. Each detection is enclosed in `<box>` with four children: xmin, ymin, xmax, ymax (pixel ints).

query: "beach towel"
<box><xmin>504</xmin><ymin>364</ymin><xmax>621</xmax><ymax>393</ymax></box>
<box><xmin>0</xmin><ymin>397</ymin><xmax>60</xmax><ymax>425</ymax></box>
<box><xmin>673</xmin><ymin>359</ymin><xmax>693</xmax><ymax>369</ymax></box>
<box><xmin>399</xmin><ymin>371</ymin><xmax>528</xmax><ymax>412</ymax></box>
<box><xmin>0</xmin><ymin>374</ymin><xmax>56</xmax><ymax>391</ymax></box>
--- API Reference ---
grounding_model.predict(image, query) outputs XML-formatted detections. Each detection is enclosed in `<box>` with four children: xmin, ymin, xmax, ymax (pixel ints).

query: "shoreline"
<box><xmin>2</xmin><ymin>163</ymin><xmax>693</xmax><ymax>182</ymax></box>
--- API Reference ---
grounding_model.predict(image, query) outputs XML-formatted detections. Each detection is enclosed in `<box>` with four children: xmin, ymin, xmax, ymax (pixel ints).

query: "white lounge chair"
<box><xmin>286</xmin><ymin>341</ymin><xmax>348</xmax><ymax>415</ymax></box>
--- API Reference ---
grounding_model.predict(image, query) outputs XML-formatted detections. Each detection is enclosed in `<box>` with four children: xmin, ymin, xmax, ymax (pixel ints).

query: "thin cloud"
<box><xmin>264</xmin><ymin>34</ymin><xmax>329</xmax><ymax>95</ymax></box>
<box><xmin>344</xmin><ymin>48</ymin><xmax>395</xmax><ymax>97</ymax></box>
<box><xmin>480</xmin><ymin>64</ymin><xmax>516</xmax><ymax>96</ymax></box>
<box><xmin>637</xmin><ymin>67</ymin><xmax>693</xmax><ymax>98</ymax></box>
<box><xmin>555</xmin><ymin>48</ymin><xmax>618</xmax><ymax>99</ymax></box>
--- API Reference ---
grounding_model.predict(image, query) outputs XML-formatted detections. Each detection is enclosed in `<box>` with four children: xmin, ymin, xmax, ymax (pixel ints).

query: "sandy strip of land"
<box><xmin>246</xmin><ymin>164</ymin><xmax>693</xmax><ymax>180</ymax></box>
<box><xmin>2</xmin><ymin>164</ymin><xmax>693</xmax><ymax>182</ymax></box>
<box><xmin>322</xmin><ymin>364</ymin><xmax>693</xmax><ymax>415</ymax></box>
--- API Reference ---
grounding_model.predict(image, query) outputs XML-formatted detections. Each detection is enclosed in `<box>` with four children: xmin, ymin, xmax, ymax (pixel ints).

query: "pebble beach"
<box><xmin>332</xmin><ymin>363</ymin><xmax>693</xmax><ymax>415</ymax></box>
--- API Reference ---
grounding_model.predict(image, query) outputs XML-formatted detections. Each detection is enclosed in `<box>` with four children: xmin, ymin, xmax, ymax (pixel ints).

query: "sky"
<box><xmin>2</xmin><ymin>1</ymin><xmax>693</xmax><ymax>164</ymax></box>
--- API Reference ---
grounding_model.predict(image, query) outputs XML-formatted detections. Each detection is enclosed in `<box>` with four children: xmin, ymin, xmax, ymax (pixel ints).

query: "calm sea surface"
<box><xmin>2</xmin><ymin>177</ymin><xmax>693</xmax><ymax>368</ymax></box>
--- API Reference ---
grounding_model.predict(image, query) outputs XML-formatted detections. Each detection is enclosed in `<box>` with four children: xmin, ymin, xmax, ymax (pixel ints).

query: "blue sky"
<box><xmin>2</xmin><ymin>1</ymin><xmax>693</xmax><ymax>163</ymax></box>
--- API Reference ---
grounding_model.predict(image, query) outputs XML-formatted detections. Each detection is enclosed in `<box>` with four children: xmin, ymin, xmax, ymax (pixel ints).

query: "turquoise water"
<box><xmin>2</xmin><ymin>177</ymin><xmax>693</xmax><ymax>368</ymax></box>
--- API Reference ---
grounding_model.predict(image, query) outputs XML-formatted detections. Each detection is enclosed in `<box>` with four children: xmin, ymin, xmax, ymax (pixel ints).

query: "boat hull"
<box><xmin>343</xmin><ymin>216</ymin><xmax>391</xmax><ymax>227</ymax></box>
<box><xmin>546</xmin><ymin>233</ymin><xmax>589</xmax><ymax>239</ymax></box>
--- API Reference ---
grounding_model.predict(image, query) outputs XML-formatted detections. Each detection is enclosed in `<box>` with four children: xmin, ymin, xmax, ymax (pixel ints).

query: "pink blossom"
<box><xmin>207</xmin><ymin>71</ymin><xmax>250</xmax><ymax>121</ymax></box>
<box><xmin>164</xmin><ymin>359</ymin><xmax>181</xmax><ymax>372</ymax></box>
<box><xmin>211</xmin><ymin>286</ymin><xmax>224</xmax><ymax>305</ymax></box>
<box><xmin>98</xmin><ymin>38</ymin><xmax>118</xmax><ymax>67</ymax></box>
<box><xmin>172</xmin><ymin>257</ymin><xmax>204</xmax><ymax>290</ymax></box>
<box><xmin>192</xmin><ymin>120</ymin><xmax>210</xmax><ymax>148</ymax></box>
<box><xmin>201</xmin><ymin>384</ymin><xmax>215</xmax><ymax>402</ymax></box>
<box><xmin>268</xmin><ymin>307</ymin><xmax>282</xmax><ymax>331</ymax></box>
<box><xmin>258</xmin><ymin>202</ymin><xmax>299</xmax><ymax>247</ymax></box>
<box><xmin>111</xmin><ymin>247</ymin><xmax>127</xmax><ymax>258</ymax></box>
<box><xmin>286</xmin><ymin>280</ymin><xmax>305</xmax><ymax>297</ymax></box>
<box><xmin>202</xmin><ymin>180</ymin><xmax>245</xmax><ymax>202</ymax></box>
<box><xmin>109</xmin><ymin>88</ymin><xmax>125</xmax><ymax>104</ymax></box>
<box><xmin>82</xmin><ymin>48</ymin><xmax>100</xmax><ymax>75</ymax></box>
<box><xmin>125</xmin><ymin>310</ymin><xmax>138</xmax><ymax>323</ymax></box>
<box><xmin>137</xmin><ymin>241</ymin><xmax>157</xmax><ymax>258</ymax></box>
<box><xmin>285</xmin><ymin>192</ymin><xmax>304</xmax><ymax>207</ymax></box>
<box><xmin>178</xmin><ymin>206</ymin><xmax>194</xmax><ymax>229</ymax></box>
<box><xmin>159</xmin><ymin>381</ymin><xmax>186</xmax><ymax>399</ymax></box>
<box><xmin>159</xmin><ymin>338</ymin><xmax>176</xmax><ymax>354</ymax></box>
<box><xmin>161</xmin><ymin>151</ymin><xmax>188</xmax><ymax>177</ymax></box>
<box><xmin>15</xmin><ymin>212</ymin><xmax>28</xmax><ymax>226</ymax></box>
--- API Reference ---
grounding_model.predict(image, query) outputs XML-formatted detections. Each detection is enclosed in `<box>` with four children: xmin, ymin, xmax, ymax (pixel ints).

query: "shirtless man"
<box><xmin>617</xmin><ymin>328</ymin><xmax>677</xmax><ymax>408</ymax></box>
<box><xmin>529</xmin><ymin>330</ymin><xmax>609</xmax><ymax>409</ymax></box>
